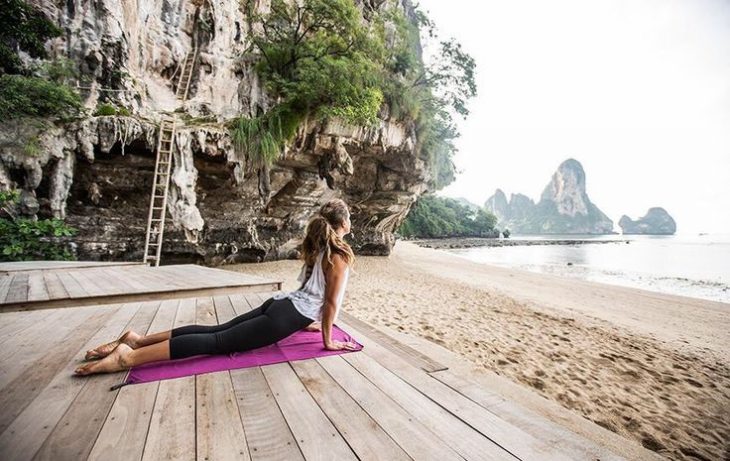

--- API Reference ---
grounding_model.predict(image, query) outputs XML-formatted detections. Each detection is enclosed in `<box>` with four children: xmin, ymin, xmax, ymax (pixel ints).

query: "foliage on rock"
<box><xmin>235</xmin><ymin>0</ymin><xmax>476</xmax><ymax>191</ymax></box>
<box><xmin>0</xmin><ymin>190</ymin><xmax>77</xmax><ymax>261</ymax></box>
<box><xmin>398</xmin><ymin>195</ymin><xmax>498</xmax><ymax>238</ymax></box>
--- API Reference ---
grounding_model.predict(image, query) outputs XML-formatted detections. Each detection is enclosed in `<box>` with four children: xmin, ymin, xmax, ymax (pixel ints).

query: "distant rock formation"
<box><xmin>484</xmin><ymin>189</ymin><xmax>509</xmax><ymax>221</ymax></box>
<box><xmin>484</xmin><ymin>159</ymin><xmax>614</xmax><ymax>234</ymax></box>
<box><xmin>619</xmin><ymin>208</ymin><xmax>676</xmax><ymax>235</ymax></box>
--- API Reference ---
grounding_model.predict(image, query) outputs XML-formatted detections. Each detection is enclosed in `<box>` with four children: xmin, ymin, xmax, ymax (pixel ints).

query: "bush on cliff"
<box><xmin>0</xmin><ymin>74</ymin><xmax>82</xmax><ymax>120</ymax></box>
<box><xmin>0</xmin><ymin>0</ymin><xmax>62</xmax><ymax>74</ymax></box>
<box><xmin>0</xmin><ymin>1</ymin><xmax>82</xmax><ymax>120</ymax></box>
<box><xmin>0</xmin><ymin>190</ymin><xmax>77</xmax><ymax>261</ymax></box>
<box><xmin>235</xmin><ymin>0</ymin><xmax>476</xmax><ymax>192</ymax></box>
<box><xmin>398</xmin><ymin>195</ymin><xmax>498</xmax><ymax>238</ymax></box>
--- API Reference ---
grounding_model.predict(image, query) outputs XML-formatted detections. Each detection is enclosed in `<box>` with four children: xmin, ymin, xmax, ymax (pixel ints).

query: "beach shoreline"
<box><xmin>229</xmin><ymin>241</ymin><xmax>730</xmax><ymax>460</ymax></box>
<box><xmin>409</xmin><ymin>236</ymin><xmax>630</xmax><ymax>249</ymax></box>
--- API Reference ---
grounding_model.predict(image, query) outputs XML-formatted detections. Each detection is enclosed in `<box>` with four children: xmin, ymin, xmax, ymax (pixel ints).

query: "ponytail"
<box><xmin>301</xmin><ymin>200</ymin><xmax>355</xmax><ymax>269</ymax></box>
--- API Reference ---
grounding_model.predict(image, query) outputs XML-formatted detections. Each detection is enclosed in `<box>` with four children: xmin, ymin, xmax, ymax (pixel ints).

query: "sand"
<box><xmin>230</xmin><ymin>241</ymin><xmax>730</xmax><ymax>461</ymax></box>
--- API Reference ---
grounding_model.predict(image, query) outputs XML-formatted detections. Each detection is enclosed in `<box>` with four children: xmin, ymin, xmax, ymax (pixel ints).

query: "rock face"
<box><xmin>0</xmin><ymin>0</ymin><xmax>433</xmax><ymax>263</ymax></box>
<box><xmin>484</xmin><ymin>159</ymin><xmax>614</xmax><ymax>234</ymax></box>
<box><xmin>619</xmin><ymin>208</ymin><xmax>676</xmax><ymax>235</ymax></box>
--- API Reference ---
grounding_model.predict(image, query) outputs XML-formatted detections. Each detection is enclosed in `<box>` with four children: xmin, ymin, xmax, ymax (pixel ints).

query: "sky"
<box><xmin>416</xmin><ymin>0</ymin><xmax>730</xmax><ymax>234</ymax></box>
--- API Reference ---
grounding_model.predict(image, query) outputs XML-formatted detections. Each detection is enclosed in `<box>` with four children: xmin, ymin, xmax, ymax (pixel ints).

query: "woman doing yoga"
<box><xmin>74</xmin><ymin>199</ymin><xmax>359</xmax><ymax>376</ymax></box>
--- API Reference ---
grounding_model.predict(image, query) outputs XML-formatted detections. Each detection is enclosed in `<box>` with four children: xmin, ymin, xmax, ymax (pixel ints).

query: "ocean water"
<box><xmin>445</xmin><ymin>234</ymin><xmax>730</xmax><ymax>303</ymax></box>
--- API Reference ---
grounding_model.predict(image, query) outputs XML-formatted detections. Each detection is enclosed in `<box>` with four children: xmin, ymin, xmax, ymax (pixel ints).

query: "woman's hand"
<box><xmin>324</xmin><ymin>340</ymin><xmax>359</xmax><ymax>351</ymax></box>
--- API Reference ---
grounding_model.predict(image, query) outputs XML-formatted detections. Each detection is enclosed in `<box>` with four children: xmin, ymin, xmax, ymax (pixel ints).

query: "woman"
<box><xmin>75</xmin><ymin>199</ymin><xmax>359</xmax><ymax>376</ymax></box>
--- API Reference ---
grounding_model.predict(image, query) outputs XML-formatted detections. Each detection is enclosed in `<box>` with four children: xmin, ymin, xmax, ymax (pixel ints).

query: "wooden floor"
<box><xmin>0</xmin><ymin>264</ymin><xmax>281</xmax><ymax>312</ymax></box>
<box><xmin>0</xmin><ymin>261</ymin><xmax>144</xmax><ymax>273</ymax></box>
<box><xmin>0</xmin><ymin>264</ymin><xmax>632</xmax><ymax>461</ymax></box>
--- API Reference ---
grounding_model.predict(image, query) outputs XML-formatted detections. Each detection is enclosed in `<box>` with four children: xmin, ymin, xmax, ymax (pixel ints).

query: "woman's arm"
<box><xmin>320</xmin><ymin>253</ymin><xmax>356</xmax><ymax>350</ymax></box>
<box><xmin>321</xmin><ymin>253</ymin><xmax>346</xmax><ymax>347</ymax></box>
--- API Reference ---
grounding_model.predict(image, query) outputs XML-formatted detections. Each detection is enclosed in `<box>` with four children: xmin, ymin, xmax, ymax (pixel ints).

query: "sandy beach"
<box><xmin>231</xmin><ymin>241</ymin><xmax>730</xmax><ymax>461</ymax></box>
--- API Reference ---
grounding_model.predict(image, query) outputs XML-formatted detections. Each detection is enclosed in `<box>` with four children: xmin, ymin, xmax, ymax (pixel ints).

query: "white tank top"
<box><xmin>273</xmin><ymin>251</ymin><xmax>350</xmax><ymax>322</ymax></box>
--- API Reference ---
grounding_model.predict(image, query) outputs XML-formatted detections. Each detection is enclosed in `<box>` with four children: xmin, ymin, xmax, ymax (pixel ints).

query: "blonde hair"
<box><xmin>301</xmin><ymin>199</ymin><xmax>355</xmax><ymax>269</ymax></box>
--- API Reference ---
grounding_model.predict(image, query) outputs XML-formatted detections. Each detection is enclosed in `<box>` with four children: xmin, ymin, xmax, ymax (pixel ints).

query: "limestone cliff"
<box><xmin>484</xmin><ymin>159</ymin><xmax>614</xmax><ymax>234</ymax></box>
<box><xmin>0</xmin><ymin>0</ymin><xmax>432</xmax><ymax>263</ymax></box>
<box><xmin>619</xmin><ymin>208</ymin><xmax>676</xmax><ymax>235</ymax></box>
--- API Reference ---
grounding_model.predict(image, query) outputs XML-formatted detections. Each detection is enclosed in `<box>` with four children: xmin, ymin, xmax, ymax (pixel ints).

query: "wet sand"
<box><xmin>229</xmin><ymin>241</ymin><xmax>730</xmax><ymax>460</ymax></box>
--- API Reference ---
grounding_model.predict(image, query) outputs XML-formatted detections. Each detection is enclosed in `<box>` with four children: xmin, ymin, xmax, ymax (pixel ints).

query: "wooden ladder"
<box><xmin>142</xmin><ymin>45</ymin><xmax>199</xmax><ymax>266</ymax></box>
<box><xmin>176</xmin><ymin>46</ymin><xmax>198</xmax><ymax>100</ymax></box>
<box><xmin>143</xmin><ymin>117</ymin><xmax>176</xmax><ymax>266</ymax></box>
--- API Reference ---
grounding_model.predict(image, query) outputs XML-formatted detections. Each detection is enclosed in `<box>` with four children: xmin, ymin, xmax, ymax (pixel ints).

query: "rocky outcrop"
<box><xmin>0</xmin><ymin>0</ymin><xmax>432</xmax><ymax>263</ymax></box>
<box><xmin>484</xmin><ymin>159</ymin><xmax>614</xmax><ymax>234</ymax></box>
<box><xmin>484</xmin><ymin>189</ymin><xmax>508</xmax><ymax>222</ymax></box>
<box><xmin>619</xmin><ymin>208</ymin><xmax>676</xmax><ymax>235</ymax></box>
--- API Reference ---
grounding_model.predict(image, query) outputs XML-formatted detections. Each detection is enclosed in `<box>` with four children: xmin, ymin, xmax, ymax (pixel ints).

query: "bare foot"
<box><xmin>85</xmin><ymin>330</ymin><xmax>141</xmax><ymax>361</ymax></box>
<box><xmin>75</xmin><ymin>343</ymin><xmax>133</xmax><ymax>376</ymax></box>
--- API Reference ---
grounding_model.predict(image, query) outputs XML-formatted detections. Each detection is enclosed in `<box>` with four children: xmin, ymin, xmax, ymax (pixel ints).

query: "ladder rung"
<box><xmin>151</xmin><ymin>218</ymin><xmax>162</xmax><ymax>222</ymax></box>
<box><xmin>152</xmin><ymin>206</ymin><xmax>164</xmax><ymax>210</ymax></box>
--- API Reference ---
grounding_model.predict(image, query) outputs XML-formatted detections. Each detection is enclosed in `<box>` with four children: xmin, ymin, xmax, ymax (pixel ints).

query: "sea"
<box><xmin>444</xmin><ymin>233</ymin><xmax>730</xmax><ymax>304</ymax></box>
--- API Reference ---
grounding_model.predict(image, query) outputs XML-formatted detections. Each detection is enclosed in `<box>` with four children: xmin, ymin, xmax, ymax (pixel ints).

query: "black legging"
<box><xmin>169</xmin><ymin>297</ymin><xmax>314</xmax><ymax>360</ymax></box>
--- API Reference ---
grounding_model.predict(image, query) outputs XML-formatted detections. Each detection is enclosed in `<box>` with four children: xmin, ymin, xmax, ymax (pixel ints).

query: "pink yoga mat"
<box><xmin>110</xmin><ymin>325</ymin><xmax>362</xmax><ymax>390</ymax></box>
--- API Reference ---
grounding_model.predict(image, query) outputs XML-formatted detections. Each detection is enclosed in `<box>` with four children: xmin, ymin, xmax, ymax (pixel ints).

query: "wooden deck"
<box><xmin>0</xmin><ymin>264</ymin><xmax>645</xmax><ymax>461</ymax></box>
<box><xmin>0</xmin><ymin>264</ymin><xmax>281</xmax><ymax>312</ymax></box>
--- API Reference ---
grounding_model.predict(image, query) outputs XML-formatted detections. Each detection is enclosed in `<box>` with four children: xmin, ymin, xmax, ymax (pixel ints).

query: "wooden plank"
<box><xmin>339</xmin><ymin>319</ymin><xmax>572</xmax><ymax>461</ymax></box>
<box><xmin>315</xmin><ymin>355</ymin><xmax>464</xmax><ymax>461</ymax></box>
<box><xmin>230</xmin><ymin>367</ymin><xmax>304</xmax><ymax>461</ymax></box>
<box><xmin>121</xmin><ymin>265</ymin><xmax>167</xmax><ymax>292</ymax></box>
<box><xmin>341</xmin><ymin>352</ymin><xmax>511</xmax><ymax>461</ymax></box>
<box><xmin>389</xmin><ymin>324</ymin><xmax>630</xmax><ymax>460</ymax></box>
<box><xmin>196</xmin><ymin>295</ymin><xmax>252</xmax><ymax>460</ymax></box>
<box><xmin>41</xmin><ymin>270</ymin><xmax>69</xmax><ymax>299</ymax></box>
<box><xmin>228</xmin><ymin>293</ymin><xmax>250</xmax><ymax>315</ymax></box>
<box><xmin>0</xmin><ymin>308</ymin><xmax>86</xmax><ymax>390</ymax></box>
<box><xmin>141</xmin><ymin>376</ymin><xmax>196</xmax><ymax>461</ymax></box>
<box><xmin>0</xmin><ymin>261</ymin><xmax>143</xmax><ymax>273</ymax></box>
<box><xmin>33</xmin><ymin>302</ymin><xmax>160</xmax><ymax>461</ymax></box>
<box><xmin>86</xmin><ymin>267</ymin><xmax>135</xmax><ymax>295</ymax></box>
<box><xmin>4</xmin><ymin>273</ymin><xmax>29</xmax><ymax>304</ymax></box>
<box><xmin>0</xmin><ymin>273</ymin><xmax>14</xmax><ymax>302</ymax></box>
<box><xmin>167</xmin><ymin>265</ymin><xmax>217</xmax><ymax>288</ymax></box>
<box><xmin>67</xmin><ymin>268</ymin><xmax>106</xmax><ymax>297</ymax></box>
<box><xmin>55</xmin><ymin>270</ymin><xmax>88</xmax><ymax>298</ymax></box>
<box><xmin>213</xmin><ymin>294</ymin><xmax>237</xmax><ymax>322</ymax></box>
<box><xmin>339</xmin><ymin>311</ymin><xmax>446</xmax><ymax>373</ymax></box>
<box><xmin>144</xmin><ymin>266</ymin><xmax>192</xmax><ymax>290</ymax></box>
<box><xmin>102</xmin><ymin>266</ymin><xmax>148</xmax><ymax>293</ymax></box>
<box><xmin>26</xmin><ymin>271</ymin><xmax>50</xmax><ymax>302</ymax></box>
<box><xmin>0</xmin><ymin>310</ymin><xmax>49</xmax><ymax>344</ymax></box>
<box><xmin>196</xmin><ymin>370</ymin><xmax>251</xmax><ymax>461</ymax></box>
<box><xmin>0</xmin><ymin>307</ymin><xmax>115</xmax><ymax>435</ymax></box>
<box><xmin>0</xmin><ymin>304</ymin><xmax>135</xmax><ymax>461</ymax></box>
<box><xmin>141</xmin><ymin>297</ymin><xmax>197</xmax><ymax>461</ymax></box>
<box><xmin>0</xmin><ymin>282</ymin><xmax>280</xmax><ymax>313</ymax></box>
<box><xmin>430</xmin><ymin>370</ymin><xmax>625</xmax><ymax>461</ymax></box>
<box><xmin>196</xmin><ymin>295</ymin><xmax>218</xmax><ymax>325</ymax></box>
<box><xmin>261</xmin><ymin>362</ymin><xmax>357</xmax><ymax>460</ymax></box>
<box><xmin>88</xmin><ymin>299</ymin><xmax>178</xmax><ymax>461</ymax></box>
<box><xmin>291</xmin><ymin>359</ymin><xmax>411</xmax><ymax>461</ymax></box>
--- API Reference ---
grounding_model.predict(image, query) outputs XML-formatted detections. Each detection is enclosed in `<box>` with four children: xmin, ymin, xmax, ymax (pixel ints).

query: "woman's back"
<box><xmin>273</xmin><ymin>251</ymin><xmax>349</xmax><ymax>322</ymax></box>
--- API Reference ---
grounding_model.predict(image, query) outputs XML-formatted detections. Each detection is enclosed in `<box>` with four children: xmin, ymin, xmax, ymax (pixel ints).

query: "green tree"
<box><xmin>0</xmin><ymin>0</ymin><xmax>62</xmax><ymax>75</ymax></box>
